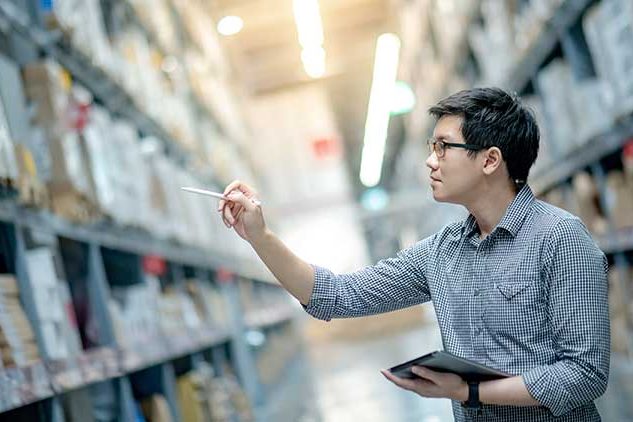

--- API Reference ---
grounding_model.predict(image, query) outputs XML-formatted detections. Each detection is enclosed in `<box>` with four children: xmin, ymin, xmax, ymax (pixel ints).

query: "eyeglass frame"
<box><xmin>426</xmin><ymin>137</ymin><xmax>488</xmax><ymax>158</ymax></box>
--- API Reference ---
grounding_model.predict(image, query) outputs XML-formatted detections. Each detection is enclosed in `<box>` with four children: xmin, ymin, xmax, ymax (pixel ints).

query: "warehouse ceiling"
<box><xmin>210</xmin><ymin>0</ymin><xmax>399</xmax><ymax>195</ymax></box>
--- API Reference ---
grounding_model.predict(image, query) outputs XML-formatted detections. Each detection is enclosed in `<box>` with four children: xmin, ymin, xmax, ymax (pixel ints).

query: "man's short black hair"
<box><xmin>428</xmin><ymin>87</ymin><xmax>540</xmax><ymax>186</ymax></box>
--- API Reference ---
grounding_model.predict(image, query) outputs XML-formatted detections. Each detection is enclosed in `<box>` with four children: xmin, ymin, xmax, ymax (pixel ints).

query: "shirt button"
<box><xmin>474</xmin><ymin>288</ymin><xmax>480</xmax><ymax>297</ymax></box>
<box><xmin>475</xmin><ymin>327</ymin><xmax>482</xmax><ymax>336</ymax></box>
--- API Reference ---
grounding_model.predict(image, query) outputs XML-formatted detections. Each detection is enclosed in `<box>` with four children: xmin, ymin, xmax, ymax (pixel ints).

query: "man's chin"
<box><xmin>431</xmin><ymin>189</ymin><xmax>454</xmax><ymax>204</ymax></box>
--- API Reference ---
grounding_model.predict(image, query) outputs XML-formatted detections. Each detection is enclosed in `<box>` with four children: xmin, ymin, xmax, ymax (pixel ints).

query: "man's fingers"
<box><xmin>381</xmin><ymin>370</ymin><xmax>418</xmax><ymax>391</ymax></box>
<box><xmin>223</xmin><ymin>204</ymin><xmax>234</xmax><ymax>227</ymax></box>
<box><xmin>226</xmin><ymin>191</ymin><xmax>257</xmax><ymax>212</ymax></box>
<box><xmin>411</xmin><ymin>366</ymin><xmax>439</xmax><ymax>383</ymax></box>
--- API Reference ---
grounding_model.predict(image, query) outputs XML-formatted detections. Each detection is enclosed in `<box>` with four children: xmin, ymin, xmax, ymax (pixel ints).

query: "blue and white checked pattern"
<box><xmin>304</xmin><ymin>185</ymin><xmax>610</xmax><ymax>421</ymax></box>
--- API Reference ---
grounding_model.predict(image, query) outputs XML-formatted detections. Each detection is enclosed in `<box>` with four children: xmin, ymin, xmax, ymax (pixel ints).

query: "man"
<box><xmin>218</xmin><ymin>88</ymin><xmax>610</xmax><ymax>421</ymax></box>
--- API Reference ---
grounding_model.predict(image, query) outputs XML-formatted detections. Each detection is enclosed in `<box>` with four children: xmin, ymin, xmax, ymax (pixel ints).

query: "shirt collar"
<box><xmin>461</xmin><ymin>184</ymin><xmax>535</xmax><ymax>238</ymax></box>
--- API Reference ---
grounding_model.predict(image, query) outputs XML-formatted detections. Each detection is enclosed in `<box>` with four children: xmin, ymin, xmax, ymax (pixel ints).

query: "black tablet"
<box><xmin>389</xmin><ymin>350</ymin><xmax>511</xmax><ymax>382</ymax></box>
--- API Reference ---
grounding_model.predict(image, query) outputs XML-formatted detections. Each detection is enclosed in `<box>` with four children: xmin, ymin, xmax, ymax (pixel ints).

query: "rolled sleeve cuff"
<box><xmin>522</xmin><ymin>365</ymin><xmax>570</xmax><ymax>417</ymax></box>
<box><xmin>302</xmin><ymin>265</ymin><xmax>336</xmax><ymax>321</ymax></box>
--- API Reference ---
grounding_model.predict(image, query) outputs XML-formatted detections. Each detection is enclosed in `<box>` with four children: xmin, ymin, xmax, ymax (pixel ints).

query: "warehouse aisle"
<box><xmin>303</xmin><ymin>312</ymin><xmax>454</xmax><ymax>422</ymax></box>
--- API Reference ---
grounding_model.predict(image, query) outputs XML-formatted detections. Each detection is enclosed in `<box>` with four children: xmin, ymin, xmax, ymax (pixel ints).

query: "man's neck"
<box><xmin>466</xmin><ymin>185</ymin><xmax>518</xmax><ymax>239</ymax></box>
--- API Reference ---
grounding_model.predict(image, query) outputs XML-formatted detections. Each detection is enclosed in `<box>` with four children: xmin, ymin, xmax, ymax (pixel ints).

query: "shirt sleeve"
<box><xmin>302</xmin><ymin>235</ymin><xmax>434</xmax><ymax>321</ymax></box>
<box><xmin>522</xmin><ymin>218</ymin><xmax>610</xmax><ymax>417</ymax></box>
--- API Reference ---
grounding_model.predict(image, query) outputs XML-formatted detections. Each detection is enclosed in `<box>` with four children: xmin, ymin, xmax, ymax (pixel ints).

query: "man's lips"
<box><xmin>430</xmin><ymin>176</ymin><xmax>441</xmax><ymax>182</ymax></box>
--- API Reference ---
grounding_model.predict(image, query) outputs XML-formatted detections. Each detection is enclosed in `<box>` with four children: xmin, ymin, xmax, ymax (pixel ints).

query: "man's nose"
<box><xmin>426</xmin><ymin>151</ymin><xmax>438</xmax><ymax>170</ymax></box>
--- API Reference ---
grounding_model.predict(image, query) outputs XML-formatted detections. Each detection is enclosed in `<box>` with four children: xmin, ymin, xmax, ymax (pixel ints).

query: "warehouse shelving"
<box><xmin>502</xmin><ymin>0</ymin><xmax>593</xmax><ymax>94</ymax></box>
<box><xmin>0</xmin><ymin>329</ymin><xmax>235</xmax><ymax>414</ymax></box>
<box><xmin>0</xmin><ymin>1</ymin><xmax>194</xmax><ymax>167</ymax></box>
<box><xmin>0</xmin><ymin>199</ymin><xmax>273</xmax><ymax>282</ymax></box>
<box><xmin>597</xmin><ymin>228</ymin><xmax>633</xmax><ymax>257</ymax></box>
<box><xmin>531</xmin><ymin>113</ymin><xmax>633</xmax><ymax>196</ymax></box>
<box><xmin>0</xmin><ymin>1</ymin><xmax>303</xmax><ymax>421</ymax></box>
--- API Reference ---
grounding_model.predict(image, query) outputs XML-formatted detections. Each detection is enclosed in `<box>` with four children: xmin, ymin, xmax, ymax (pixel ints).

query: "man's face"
<box><xmin>425</xmin><ymin>115</ymin><xmax>483</xmax><ymax>204</ymax></box>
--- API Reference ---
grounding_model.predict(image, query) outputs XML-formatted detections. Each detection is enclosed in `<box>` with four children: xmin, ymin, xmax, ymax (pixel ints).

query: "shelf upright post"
<box><xmin>159</xmin><ymin>362</ymin><xmax>182</xmax><ymax>422</ymax></box>
<box><xmin>196</xmin><ymin>268</ymin><xmax>231</xmax><ymax>376</ymax></box>
<box><xmin>219</xmin><ymin>272</ymin><xmax>263</xmax><ymax>408</ymax></box>
<box><xmin>86</xmin><ymin>243</ymin><xmax>136</xmax><ymax>422</ymax></box>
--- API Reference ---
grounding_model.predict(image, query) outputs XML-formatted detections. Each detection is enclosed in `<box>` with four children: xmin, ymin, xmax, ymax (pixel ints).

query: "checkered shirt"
<box><xmin>304</xmin><ymin>185</ymin><xmax>610</xmax><ymax>421</ymax></box>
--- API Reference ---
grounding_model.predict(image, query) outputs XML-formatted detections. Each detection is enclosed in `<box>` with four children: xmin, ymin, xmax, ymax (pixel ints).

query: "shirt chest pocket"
<box><xmin>482</xmin><ymin>273</ymin><xmax>545</xmax><ymax>335</ymax></box>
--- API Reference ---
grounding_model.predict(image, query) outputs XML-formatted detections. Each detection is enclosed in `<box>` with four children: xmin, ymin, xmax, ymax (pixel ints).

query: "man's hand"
<box><xmin>218</xmin><ymin>180</ymin><xmax>266</xmax><ymax>242</ymax></box>
<box><xmin>381</xmin><ymin>366</ymin><xmax>468</xmax><ymax>402</ymax></box>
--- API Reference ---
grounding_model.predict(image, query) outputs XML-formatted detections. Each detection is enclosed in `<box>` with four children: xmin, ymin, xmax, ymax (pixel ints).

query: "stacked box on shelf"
<box><xmin>606</xmin><ymin>170</ymin><xmax>633</xmax><ymax>230</ymax></box>
<box><xmin>583</xmin><ymin>0</ymin><xmax>633</xmax><ymax>119</ymax></box>
<box><xmin>23</xmin><ymin>248</ymin><xmax>80</xmax><ymax>360</ymax></box>
<box><xmin>185</xmin><ymin>280</ymin><xmax>228</xmax><ymax>329</ymax></box>
<box><xmin>113</xmin><ymin>28</ymin><xmax>198</xmax><ymax>153</ymax></box>
<box><xmin>127</xmin><ymin>0</ymin><xmax>180</xmax><ymax>54</ymax></box>
<box><xmin>42</xmin><ymin>0</ymin><xmax>117</xmax><ymax>78</ymax></box>
<box><xmin>0</xmin><ymin>54</ymin><xmax>48</xmax><ymax>204</ymax></box>
<box><xmin>0</xmin><ymin>91</ymin><xmax>18</xmax><ymax>183</ymax></box>
<box><xmin>176</xmin><ymin>362</ymin><xmax>253</xmax><ymax>422</ymax></box>
<box><xmin>108</xmin><ymin>276</ymin><xmax>162</xmax><ymax>351</ymax></box>
<box><xmin>0</xmin><ymin>274</ymin><xmax>40</xmax><ymax>367</ymax></box>
<box><xmin>513</xmin><ymin>0</ymin><xmax>563</xmax><ymax>52</ymax></box>
<box><xmin>140</xmin><ymin>394</ymin><xmax>173</xmax><ymax>422</ymax></box>
<box><xmin>536</xmin><ymin>60</ymin><xmax>582</xmax><ymax>155</ymax></box>
<box><xmin>23</xmin><ymin>61</ymin><xmax>102</xmax><ymax>221</ymax></box>
<box><xmin>467</xmin><ymin>0</ymin><xmax>517</xmax><ymax>85</ymax></box>
<box><xmin>570</xmin><ymin>172</ymin><xmax>609</xmax><ymax>236</ymax></box>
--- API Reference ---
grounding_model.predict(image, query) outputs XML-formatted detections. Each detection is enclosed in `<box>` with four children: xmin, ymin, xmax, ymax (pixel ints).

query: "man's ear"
<box><xmin>482</xmin><ymin>147</ymin><xmax>503</xmax><ymax>176</ymax></box>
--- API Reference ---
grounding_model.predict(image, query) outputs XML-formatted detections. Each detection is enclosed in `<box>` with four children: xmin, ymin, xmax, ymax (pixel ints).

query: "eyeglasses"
<box><xmin>426</xmin><ymin>138</ymin><xmax>487</xmax><ymax>158</ymax></box>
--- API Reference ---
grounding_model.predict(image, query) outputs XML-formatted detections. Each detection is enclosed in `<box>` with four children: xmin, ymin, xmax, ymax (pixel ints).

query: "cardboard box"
<box><xmin>141</xmin><ymin>395</ymin><xmax>174</xmax><ymax>422</ymax></box>
<box><xmin>0</xmin><ymin>274</ymin><xmax>20</xmax><ymax>296</ymax></box>
<box><xmin>606</xmin><ymin>171</ymin><xmax>633</xmax><ymax>229</ymax></box>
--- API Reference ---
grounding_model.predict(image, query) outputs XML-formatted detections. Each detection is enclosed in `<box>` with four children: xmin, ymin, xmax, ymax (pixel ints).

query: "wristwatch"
<box><xmin>463</xmin><ymin>380</ymin><xmax>481</xmax><ymax>410</ymax></box>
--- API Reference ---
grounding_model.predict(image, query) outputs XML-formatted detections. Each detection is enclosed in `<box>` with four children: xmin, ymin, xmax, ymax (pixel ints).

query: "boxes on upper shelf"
<box><xmin>468</xmin><ymin>0</ymin><xmax>517</xmax><ymax>85</ymax></box>
<box><xmin>583</xmin><ymin>0</ymin><xmax>633</xmax><ymax>119</ymax></box>
<box><xmin>23</xmin><ymin>61</ymin><xmax>102</xmax><ymax>222</ymax></box>
<box><xmin>536</xmin><ymin>60</ymin><xmax>580</xmax><ymax>155</ymax></box>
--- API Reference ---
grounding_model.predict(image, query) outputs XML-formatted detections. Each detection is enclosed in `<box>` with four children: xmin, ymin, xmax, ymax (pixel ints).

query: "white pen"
<box><xmin>181</xmin><ymin>187</ymin><xmax>228</xmax><ymax>200</ymax></box>
<box><xmin>181</xmin><ymin>187</ymin><xmax>262</xmax><ymax>206</ymax></box>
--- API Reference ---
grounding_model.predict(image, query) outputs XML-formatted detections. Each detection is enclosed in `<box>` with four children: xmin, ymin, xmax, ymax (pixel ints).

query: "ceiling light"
<box><xmin>293</xmin><ymin>0</ymin><xmax>326</xmax><ymax>78</ymax></box>
<box><xmin>390</xmin><ymin>81</ymin><xmax>416</xmax><ymax>115</ymax></box>
<box><xmin>360</xmin><ymin>33</ymin><xmax>401</xmax><ymax>187</ymax></box>
<box><xmin>301</xmin><ymin>46</ymin><xmax>326</xmax><ymax>78</ymax></box>
<box><xmin>217</xmin><ymin>16</ymin><xmax>244</xmax><ymax>36</ymax></box>
<box><xmin>293</xmin><ymin>0</ymin><xmax>324</xmax><ymax>48</ymax></box>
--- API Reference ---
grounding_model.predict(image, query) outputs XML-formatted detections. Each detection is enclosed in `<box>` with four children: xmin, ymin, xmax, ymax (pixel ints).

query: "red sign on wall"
<box><xmin>311</xmin><ymin>137</ymin><xmax>341</xmax><ymax>160</ymax></box>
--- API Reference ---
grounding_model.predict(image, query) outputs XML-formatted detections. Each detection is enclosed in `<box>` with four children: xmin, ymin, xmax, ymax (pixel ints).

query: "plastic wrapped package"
<box><xmin>83</xmin><ymin>107</ymin><xmax>119</xmax><ymax>217</ymax></box>
<box><xmin>128</xmin><ymin>0</ymin><xmax>179</xmax><ymax>54</ymax></box>
<box><xmin>573</xmin><ymin>79</ymin><xmax>616</xmax><ymax>142</ymax></box>
<box><xmin>0</xmin><ymin>98</ymin><xmax>17</xmax><ymax>180</ymax></box>
<box><xmin>536</xmin><ymin>60</ymin><xmax>580</xmax><ymax>155</ymax></box>
<box><xmin>583</xmin><ymin>0</ymin><xmax>633</xmax><ymax>118</ymax></box>
<box><xmin>0</xmin><ymin>274</ymin><xmax>40</xmax><ymax>367</ymax></box>
<box><xmin>468</xmin><ymin>0</ymin><xmax>517</xmax><ymax>84</ymax></box>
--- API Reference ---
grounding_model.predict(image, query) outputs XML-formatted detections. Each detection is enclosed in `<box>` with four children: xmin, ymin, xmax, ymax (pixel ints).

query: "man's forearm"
<box><xmin>249</xmin><ymin>229</ymin><xmax>315</xmax><ymax>305</ymax></box>
<box><xmin>479</xmin><ymin>375</ymin><xmax>540</xmax><ymax>406</ymax></box>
